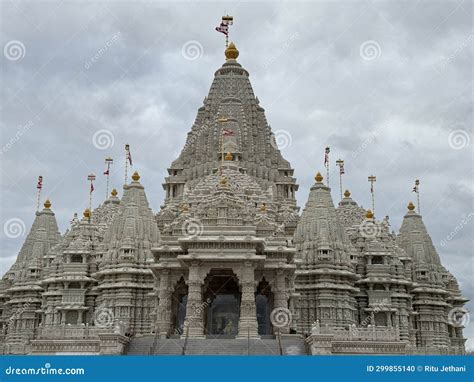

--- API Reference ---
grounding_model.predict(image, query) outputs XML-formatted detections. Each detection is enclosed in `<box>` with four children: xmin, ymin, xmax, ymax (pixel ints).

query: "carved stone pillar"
<box><xmin>156</xmin><ymin>270</ymin><xmax>173</xmax><ymax>338</ymax></box>
<box><xmin>182</xmin><ymin>264</ymin><xmax>204</xmax><ymax>338</ymax></box>
<box><xmin>237</xmin><ymin>262</ymin><xmax>259</xmax><ymax>338</ymax></box>
<box><xmin>273</xmin><ymin>269</ymin><xmax>290</xmax><ymax>334</ymax></box>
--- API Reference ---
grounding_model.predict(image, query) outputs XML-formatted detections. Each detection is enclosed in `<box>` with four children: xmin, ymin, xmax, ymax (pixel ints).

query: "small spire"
<box><xmin>365</xmin><ymin>209</ymin><xmax>374</xmax><ymax>219</ymax></box>
<box><xmin>260</xmin><ymin>203</ymin><xmax>267</xmax><ymax>213</ymax></box>
<box><xmin>131</xmin><ymin>171</ymin><xmax>140</xmax><ymax>182</ymax></box>
<box><xmin>344</xmin><ymin>190</ymin><xmax>351</xmax><ymax>198</ymax></box>
<box><xmin>407</xmin><ymin>201</ymin><xmax>416</xmax><ymax>211</ymax></box>
<box><xmin>111</xmin><ymin>188</ymin><xmax>118</xmax><ymax>197</ymax></box>
<box><xmin>225</xmin><ymin>42</ymin><xmax>239</xmax><ymax>60</ymax></box>
<box><xmin>315</xmin><ymin>172</ymin><xmax>323</xmax><ymax>183</ymax></box>
<box><xmin>44</xmin><ymin>199</ymin><xmax>51</xmax><ymax>209</ymax></box>
<box><xmin>180</xmin><ymin>203</ymin><xmax>190</xmax><ymax>213</ymax></box>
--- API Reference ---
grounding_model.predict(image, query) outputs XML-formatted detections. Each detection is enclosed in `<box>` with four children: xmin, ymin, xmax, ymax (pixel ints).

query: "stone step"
<box><xmin>126</xmin><ymin>336</ymin><xmax>308</xmax><ymax>355</ymax></box>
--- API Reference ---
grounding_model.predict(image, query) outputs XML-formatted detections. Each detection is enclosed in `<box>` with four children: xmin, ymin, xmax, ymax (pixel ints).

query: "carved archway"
<box><xmin>171</xmin><ymin>277</ymin><xmax>188</xmax><ymax>335</ymax></box>
<box><xmin>203</xmin><ymin>269</ymin><xmax>241</xmax><ymax>337</ymax></box>
<box><xmin>255</xmin><ymin>278</ymin><xmax>273</xmax><ymax>335</ymax></box>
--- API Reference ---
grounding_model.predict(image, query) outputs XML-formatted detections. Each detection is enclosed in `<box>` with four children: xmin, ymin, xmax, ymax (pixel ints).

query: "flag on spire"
<box><xmin>222</xmin><ymin>128</ymin><xmax>235</xmax><ymax>136</ymax></box>
<box><xmin>339</xmin><ymin>163</ymin><xmax>345</xmax><ymax>175</ymax></box>
<box><xmin>412</xmin><ymin>179</ymin><xmax>419</xmax><ymax>193</ymax></box>
<box><xmin>324</xmin><ymin>147</ymin><xmax>330</xmax><ymax>166</ymax></box>
<box><xmin>37</xmin><ymin>176</ymin><xmax>43</xmax><ymax>189</ymax></box>
<box><xmin>125</xmin><ymin>144</ymin><xmax>132</xmax><ymax>166</ymax></box>
<box><xmin>215</xmin><ymin>22</ymin><xmax>229</xmax><ymax>36</ymax></box>
<box><xmin>103</xmin><ymin>168</ymin><xmax>109</xmax><ymax>176</ymax></box>
<box><xmin>90</xmin><ymin>182</ymin><xmax>94</xmax><ymax>194</ymax></box>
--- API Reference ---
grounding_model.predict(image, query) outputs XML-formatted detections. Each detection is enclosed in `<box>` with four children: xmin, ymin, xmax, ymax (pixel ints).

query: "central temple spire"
<box><xmin>162</xmin><ymin>40</ymin><xmax>298</xmax><ymax>208</ymax></box>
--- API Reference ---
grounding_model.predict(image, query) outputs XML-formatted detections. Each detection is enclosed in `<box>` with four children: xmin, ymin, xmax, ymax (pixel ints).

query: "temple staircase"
<box><xmin>126</xmin><ymin>335</ymin><xmax>308</xmax><ymax>355</ymax></box>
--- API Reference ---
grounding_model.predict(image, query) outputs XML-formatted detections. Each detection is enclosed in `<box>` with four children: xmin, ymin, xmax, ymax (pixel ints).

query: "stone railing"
<box><xmin>36</xmin><ymin>325</ymin><xmax>111</xmax><ymax>339</ymax></box>
<box><xmin>367</xmin><ymin>290</ymin><xmax>391</xmax><ymax>307</ymax></box>
<box><xmin>319</xmin><ymin>326</ymin><xmax>400</xmax><ymax>342</ymax></box>
<box><xmin>62</xmin><ymin>263</ymin><xmax>88</xmax><ymax>274</ymax></box>
<box><xmin>366</xmin><ymin>264</ymin><xmax>391</xmax><ymax>276</ymax></box>
<box><xmin>61</xmin><ymin>290</ymin><xmax>86</xmax><ymax>305</ymax></box>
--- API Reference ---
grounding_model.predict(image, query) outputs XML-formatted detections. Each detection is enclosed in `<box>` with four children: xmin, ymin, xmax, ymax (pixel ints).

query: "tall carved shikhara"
<box><xmin>0</xmin><ymin>40</ymin><xmax>467</xmax><ymax>356</ymax></box>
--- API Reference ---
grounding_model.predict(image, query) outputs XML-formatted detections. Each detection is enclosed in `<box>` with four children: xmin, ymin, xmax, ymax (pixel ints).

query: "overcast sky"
<box><xmin>1</xmin><ymin>1</ymin><xmax>472</xmax><ymax>348</ymax></box>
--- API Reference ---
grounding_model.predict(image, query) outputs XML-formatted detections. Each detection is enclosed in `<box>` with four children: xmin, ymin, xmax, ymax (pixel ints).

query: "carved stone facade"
<box><xmin>0</xmin><ymin>42</ymin><xmax>467</xmax><ymax>355</ymax></box>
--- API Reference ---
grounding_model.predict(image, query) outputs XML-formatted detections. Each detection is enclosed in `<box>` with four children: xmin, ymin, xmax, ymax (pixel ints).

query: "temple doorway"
<box><xmin>204</xmin><ymin>269</ymin><xmax>241</xmax><ymax>337</ymax></box>
<box><xmin>171</xmin><ymin>277</ymin><xmax>188</xmax><ymax>335</ymax></box>
<box><xmin>256</xmin><ymin>279</ymin><xmax>273</xmax><ymax>335</ymax></box>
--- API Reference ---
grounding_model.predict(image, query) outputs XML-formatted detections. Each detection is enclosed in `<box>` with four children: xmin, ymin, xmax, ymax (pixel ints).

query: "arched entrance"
<box><xmin>171</xmin><ymin>277</ymin><xmax>188</xmax><ymax>335</ymax></box>
<box><xmin>203</xmin><ymin>269</ymin><xmax>240</xmax><ymax>337</ymax></box>
<box><xmin>256</xmin><ymin>278</ymin><xmax>273</xmax><ymax>335</ymax></box>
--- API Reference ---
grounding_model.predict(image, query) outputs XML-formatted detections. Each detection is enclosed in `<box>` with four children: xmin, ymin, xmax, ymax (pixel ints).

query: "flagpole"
<box><xmin>87</xmin><ymin>173</ymin><xmax>96</xmax><ymax>216</ymax></box>
<box><xmin>221</xmin><ymin>15</ymin><xmax>233</xmax><ymax>49</ymax></box>
<box><xmin>36</xmin><ymin>176</ymin><xmax>43</xmax><ymax>212</ymax></box>
<box><xmin>368</xmin><ymin>175</ymin><xmax>376</xmax><ymax>216</ymax></box>
<box><xmin>325</xmin><ymin>147</ymin><xmax>330</xmax><ymax>188</ymax></box>
<box><xmin>105</xmin><ymin>157</ymin><xmax>113</xmax><ymax>199</ymax></box>
<box><xmin>415</xmin><ymin>179</ymin><xmax>420</xmax><ymax>214</ymax></box>
<box><xmin>124</xmin><ymin>144</ymin><xmax>130</xmax><ymax>185</ymax></box>
<box><xmin>336</xmin><ymin>159</ymin><xmax>344</xmax><ymax>201</ymax></box>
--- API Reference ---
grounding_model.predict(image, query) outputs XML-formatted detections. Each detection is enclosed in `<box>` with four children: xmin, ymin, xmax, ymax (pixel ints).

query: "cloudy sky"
<box><xmin>1</xmin><ymin>1</ymin><xmax>472</xmax><ymax>347</ymax></box>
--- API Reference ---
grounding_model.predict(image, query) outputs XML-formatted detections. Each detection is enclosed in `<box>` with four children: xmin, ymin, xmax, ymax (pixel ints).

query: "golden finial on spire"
<box><xmin>315</xmin><ymin>172</ymin><xmax>323</xmax><ymax>183</ymax></box>
<box><xmin>83</xmin><ymin>208</ymin><xmax>91</xmax><ymax>218</ymax></box>
<box><xmin>344</xmin><ymin>190</ymin><xmax>351</xmax><ymax>198</ymax></box>
<box><xmin>111</xmin><ymin>188</ymin><xmax>118</xmax><ymax>197</ymax></box>
<box><xmin>219</xmin><ymin>176</ymin><xmax>228</xmax><ymax>187</ymax></box>
<box><xmin>131</xmin><ymin>171</ymin><xmax>140</xmax><ymax>182</ymax></box>
<box><xmin>44</xmin><ymin>199</ymin><xmax>51</xmax><ymax>209</ymax></box>
<box><xmin>260</xmin><ymin>203</ymin><xmax>267</xmax><ymax>213</ymax></box>
<box><xmin>407</xmin><ymin>201</ymin><xmax>416</xmax><ymax>211</ymax></box>
<box><xmin>225</xmin><ymin>42</ymin><xmax>239</xmax><ymax>60</ymax></box>
<box><xmin>366</xmin><ymin>209</ymin><xmax>374</xmax><ymax>219</ymax></box>
<box><xmin>224</xmin><ymin>152</ymin><xmax>233</xmax><ymax>161</ymax></box>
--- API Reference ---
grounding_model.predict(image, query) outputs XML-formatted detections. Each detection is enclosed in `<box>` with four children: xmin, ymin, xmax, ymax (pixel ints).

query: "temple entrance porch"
<box><xmin>203</xmin><ymin>269</ymin><xmax>240</xmax><ymax>336</ymax></box>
